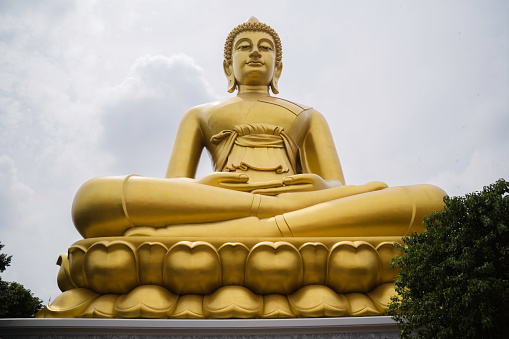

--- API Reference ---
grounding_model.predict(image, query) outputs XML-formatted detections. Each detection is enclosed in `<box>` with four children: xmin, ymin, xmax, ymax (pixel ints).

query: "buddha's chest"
<box><xmin>204</xmin><ymin>101</ymin><xmax>299</xmax><ymax>139</ymax></box>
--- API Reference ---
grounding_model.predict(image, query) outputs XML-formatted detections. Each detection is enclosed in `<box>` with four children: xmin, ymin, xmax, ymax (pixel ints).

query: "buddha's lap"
<box><xmin>72</xmin><ymin>175</ymin><xmax>446</xmax><ymax>239</ymax></box>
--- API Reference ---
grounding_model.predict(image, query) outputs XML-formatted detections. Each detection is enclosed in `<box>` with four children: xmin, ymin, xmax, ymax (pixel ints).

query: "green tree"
<box><xmin>0</xmin><ymin>242</ymin><xmax>12</xmax><ymax>272</ymax></box>
<box><xmin>388</xmin><ymin>179</ymin><xmax>509</xmax><ymax>338</ymax></box>
<box><xmin>0</xmin><ymin>242</ymin><xmax>43</xmax><ymax>318</ymax></box>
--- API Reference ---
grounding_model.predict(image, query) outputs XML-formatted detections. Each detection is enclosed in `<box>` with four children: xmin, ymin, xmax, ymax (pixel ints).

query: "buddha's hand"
<box><xmin>196</xmin><ymin>172</ymin><xmax>283</xmax><ymax>192</ymax></box>
<box><xmin>251</xmin><ymin>173</ymin><xmax>342</xmax><ymax>195</ymax></box>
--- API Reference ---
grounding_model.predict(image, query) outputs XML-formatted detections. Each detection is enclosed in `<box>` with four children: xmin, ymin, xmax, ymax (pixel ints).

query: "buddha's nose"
<box><xmin>250</xmin><ymin>50</ymin><xmax>261</xmax><ymax>58</ymax></box>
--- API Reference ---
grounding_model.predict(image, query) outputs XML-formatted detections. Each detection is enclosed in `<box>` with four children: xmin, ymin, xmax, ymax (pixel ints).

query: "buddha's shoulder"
<box><xmin>184</xmin><ymin>97</ymin><xmax>240</xmax><ymax>114</ymax></box>
<box><xmin>179</xmin><ymin>99</ymin><xmax>230</xmax><ymax>120</ymax></box>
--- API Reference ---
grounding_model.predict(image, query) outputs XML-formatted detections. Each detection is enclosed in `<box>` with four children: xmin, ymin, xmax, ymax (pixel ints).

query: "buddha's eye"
<box><xmin>259</xmin><ymin>45</ymin><xmax>272</xmax><ymax>51</ymax></box>
<box><xmin>237</xmin><ymin>45</ymin><xmax>251</xmax><ymax>50</ymax></box>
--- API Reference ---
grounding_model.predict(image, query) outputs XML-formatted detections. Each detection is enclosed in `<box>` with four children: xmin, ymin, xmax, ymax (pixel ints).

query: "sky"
<box><xmin>0</xmin><ymin>0</ymin><xmax>508</xmax><ymax>306</ymax></box>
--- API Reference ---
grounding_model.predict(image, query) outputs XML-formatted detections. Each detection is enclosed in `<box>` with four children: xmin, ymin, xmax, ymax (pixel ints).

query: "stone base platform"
<box><xmin>0</xmin><ymin>317</ymin><xmax>400</xmax><ymax>338</ymax></box>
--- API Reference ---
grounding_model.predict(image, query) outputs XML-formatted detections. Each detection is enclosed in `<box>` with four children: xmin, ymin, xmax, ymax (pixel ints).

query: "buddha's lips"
<box><xmin>247</xmin><ymin>61</ymin><xmax>264</xmax><ymax>66</ymax></box>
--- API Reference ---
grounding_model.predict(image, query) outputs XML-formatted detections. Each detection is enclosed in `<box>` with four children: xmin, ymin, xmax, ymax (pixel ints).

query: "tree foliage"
<box><xmin>0</xmin><ymin>242</ymin><xmax>43</xmax><ymax>318</ymax></box>
<box><xmin>388</xmin><ymin>179</ymin><xmax>509</xmax><ymax>338</ymax></box>
<box><xmin>0</xmin><ymin>242</ymin><xmax>12</xmax><ymax>273</ymax></box>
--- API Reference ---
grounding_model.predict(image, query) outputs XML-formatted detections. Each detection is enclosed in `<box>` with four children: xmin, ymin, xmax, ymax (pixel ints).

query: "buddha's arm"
<box><xmin>165</xmin><ymin>108</ymin><xmax>204</xmax><ymax>179</ymax></box>
<box><xmin>298</xmin><ymin>109</ymin><xmax>346</xmax><ymax>186</ymax></box>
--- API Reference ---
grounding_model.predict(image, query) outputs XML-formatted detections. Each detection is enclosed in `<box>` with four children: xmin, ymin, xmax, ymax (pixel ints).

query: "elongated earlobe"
<box><xmin>270</xmin><ymin>62</ymin><xmax>283</xmax><ymax>94</ymax></box>
<box><xmin>223</xmin><ymin>61</ymin><xmax>237</xmax><ymax>93</ymax></box>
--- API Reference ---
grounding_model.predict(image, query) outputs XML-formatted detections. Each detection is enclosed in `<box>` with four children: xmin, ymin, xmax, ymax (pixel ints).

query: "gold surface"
<box><xmin>38</xmin><ymin>16</ymin><xmax>446</xmax><ymax>319</ymax></box>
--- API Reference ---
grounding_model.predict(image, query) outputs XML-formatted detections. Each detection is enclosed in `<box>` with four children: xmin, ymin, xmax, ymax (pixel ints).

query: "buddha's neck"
<box><xmin>237</xmin><ymin>85</ymin><xmax>270</xmax><ymax>96</ymax></box>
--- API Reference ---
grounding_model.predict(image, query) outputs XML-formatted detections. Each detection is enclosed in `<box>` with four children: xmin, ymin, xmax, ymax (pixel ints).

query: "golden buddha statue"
<box><xmin>37</xmin><ymin>17</ymin><xmax>446</xmax><ymax>319</ymax></box>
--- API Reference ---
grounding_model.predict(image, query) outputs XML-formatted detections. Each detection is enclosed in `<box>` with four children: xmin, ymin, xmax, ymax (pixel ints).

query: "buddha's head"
<box><xmin>223</xmin><ymin>17</ymin><xmax>283</xmax><ymax>94</ymax></box>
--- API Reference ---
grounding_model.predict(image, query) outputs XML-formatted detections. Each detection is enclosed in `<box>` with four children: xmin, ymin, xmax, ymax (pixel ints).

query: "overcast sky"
<box><xmin>1</xmin><ymin>0</ymin><xmax>508</xmax><ymax>305</ymax></box>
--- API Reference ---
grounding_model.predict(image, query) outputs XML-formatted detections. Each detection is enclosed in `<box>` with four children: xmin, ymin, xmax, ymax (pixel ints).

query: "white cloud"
<box><xmin>0</xmin><ymin>156</ymin><xmax>34</xmax><ymax>224</ymax></box>
<box><xmin>100</xmin><ymin>54</ymin><xmax>217</xmax><ymax>177</ymax></box>
<box><xmin>431</xmin><ymin>147</ymin><xmax>508</xmax><ymax>197</ymax></box>
<box><xmin>0</xmin><ymin>155</ymin><xmax>64</xmax><ymax>302</ymax></box>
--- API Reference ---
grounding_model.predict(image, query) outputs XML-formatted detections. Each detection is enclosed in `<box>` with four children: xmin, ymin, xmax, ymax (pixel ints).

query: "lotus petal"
<box><xmin>163</xmin><ymin>241</ymin><xmax>221</xmax><ymax>294</ymax></box>
<box><xmin>56</xmin><ymin>254</ymin><xmax>75</xmax><ymax>292</ymax></box>
<box><xmin>327</xmin><ymin>241</ymin><xmax>381</xmax><ymax>293</ymax></box>
<box><xmin>81</xmin><ymin>294</ymin><xmax>119</xmax><ymax>318</ymax></box>
<box><xmin>345</xmin><ymin>293</ymin><xmax>382</xmax><ymax>316</ymax></box>
<box><xmin>203</xmin><ymin>286</ymin><xmax>262</xmax><ymax>319</ymax></box>
<box><xmin>246</xmin><ymin>242</ymin><xmax>303</xmax><ymax>294</ymax></box>
<box><xmin>299</xmin><ymin>242</ymin><xmax>328</xmax><ymax>285</ymax></box>
<box><xmin>288</xmin><ymin>285</ymin><xmax>349</xmax><ymax>318</ymax></box>
<box><xmin>367</xmin><ymin>282</ymin><xmax>396</xmax><ymax>312</ymax></box>
<box><xmin>68</xmin><ymin>245</ymin><xmax>87</xmax><ymax>287</ymax></box>
<box><xmin>35</xmin><ymin>288</ymin><xmax>99</xmax><ymax>318</ymax></box>
<box><xmin>218</xmin><ymin>243</ymin><xmax>249</xmax><ymax>286</ymax></box>
<box><xmin>171</xmin><ymin>294</ymin><xmax>205</xmax><ymax>319</ymax></box>
<box><xmin>261</xmin><ymin>294</ymin><xmax>294</xmax><ymax>318</ymax></box>
<box><xmin>84</xmin><ymin>241</ymin><xmax>139</xmax><ymax>294</ymax></box>
<box><xmin>115</xmin><ymin>285</ymin><xmax>178</xmax><ymax>318</ymax></box>
<box><xmin>376</xmin><ymin>242</ymin><xmax>400</xmax><ymax>283</ymax></box>
<box><xmin>138</xmin><ymin>242</ymin><xmax>168</xmax><ymax>285</ymax></box>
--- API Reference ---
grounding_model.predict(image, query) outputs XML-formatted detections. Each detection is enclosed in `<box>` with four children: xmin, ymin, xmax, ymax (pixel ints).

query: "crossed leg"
<box><xmin>72</xmin><ymin>175</ymin><xmax>394</xmax><ymax>238</ymax></box>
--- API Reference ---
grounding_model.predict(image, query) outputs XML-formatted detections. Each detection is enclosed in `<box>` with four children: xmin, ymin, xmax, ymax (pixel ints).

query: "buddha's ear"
<box><xmin>270</xmin><ymin>62</ymin><xmax>283</xmax><ymax>94</ymax></box>
<box><xmin>223</xmin><ymin>60</ymin><xmax>237</xmax><ymax>93</ymax></box>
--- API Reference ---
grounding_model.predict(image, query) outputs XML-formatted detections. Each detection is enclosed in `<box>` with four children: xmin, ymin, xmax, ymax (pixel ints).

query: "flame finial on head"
<box><xmin>246</xmin><ymin>16</ymin><xmax>259</xmax><ymax>23</ymax></box>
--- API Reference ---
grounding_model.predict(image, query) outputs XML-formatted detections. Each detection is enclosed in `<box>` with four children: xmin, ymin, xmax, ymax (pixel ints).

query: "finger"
<box><xmin>220</xmin><ymin>180</ymin><xmax>283</xmax><ymax>190</ymax></box>
<box><xmin>247</xmin><ymin>180</ymin><xmax>283</xmax><ymax>188</ymax></box>
<box><xmin>216</xmin><ymin>173</ymin><xmax>250</xmax><ymax>183</ymax></box>
<box><xmin>252</xmin><ymin>184</ymin><xmax>314</xmax><ymax>195</ymax></box>
<box><xmin>364</xmin><ymin>181</ymin><xmax>389</xmax><ymax>191</ymax></box>
<box><xmin>283</xmin><ymin>175</ymin><xmax>315</xmax><ymax>185</ymax></box>
<box><xmin>198</xmin><ymin>172</ymin><xmax>247</xmax><ymax>181</ymax></box>
<box><xmin>217</xmin><ymin>184</ymin><xmax>256</xmax><ymax>192</ymax></box>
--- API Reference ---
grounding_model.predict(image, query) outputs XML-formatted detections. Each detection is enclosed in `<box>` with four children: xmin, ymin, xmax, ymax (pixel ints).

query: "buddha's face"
<box><xmin>231</xmin><ymin>31</ymin><xmax>276</xmax><ymax>86</ymax></box>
